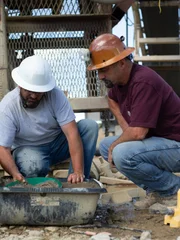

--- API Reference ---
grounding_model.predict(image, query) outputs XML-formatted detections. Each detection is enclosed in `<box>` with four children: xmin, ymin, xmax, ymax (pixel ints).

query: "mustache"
<box><xmin>20</xmin><ymin>96</ymin><xmax>40</xmax><ymax>108</ymax></box>
<box><xmin>102</xmin><ymin>79</ymin><xmax>114</xmax><ymax>88</ymax></box>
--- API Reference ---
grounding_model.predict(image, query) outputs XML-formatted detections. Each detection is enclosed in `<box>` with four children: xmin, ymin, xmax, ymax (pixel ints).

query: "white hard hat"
<box><xmin>12</xmin><ymin>55</ymin><xmax>56</xmax><ymax>92</ymax></box>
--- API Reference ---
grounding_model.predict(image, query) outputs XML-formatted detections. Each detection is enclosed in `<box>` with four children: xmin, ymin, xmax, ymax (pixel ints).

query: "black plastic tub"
<box><xmin>0</xmin><ymin>178</ymin><xmax>106</xmax><ymax>226</ymax></box>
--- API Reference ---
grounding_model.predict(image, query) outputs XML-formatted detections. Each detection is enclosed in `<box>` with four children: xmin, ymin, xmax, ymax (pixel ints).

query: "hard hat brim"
<box><xmin>87</xmin><ymin>47</ymin><xmax>135</xmax><ymax>71</ymax></box>
<box><xmin>12</xmin><ymin>67</ymin><xmax>56</xmax><ymax>92</ymax></box>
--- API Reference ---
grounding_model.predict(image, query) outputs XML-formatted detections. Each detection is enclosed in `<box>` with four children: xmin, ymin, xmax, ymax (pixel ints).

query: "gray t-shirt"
<box><xmin>0</xmin><ymin>87</ymin><xmax>75</xmax><ymax>148</ymax></box>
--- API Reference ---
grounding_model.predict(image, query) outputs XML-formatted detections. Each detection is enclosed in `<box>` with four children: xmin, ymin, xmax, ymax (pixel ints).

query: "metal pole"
<box><xmin>126</xmin><ymin>11</ymin><xmax>128</xmax><ymax>46</ymax></box>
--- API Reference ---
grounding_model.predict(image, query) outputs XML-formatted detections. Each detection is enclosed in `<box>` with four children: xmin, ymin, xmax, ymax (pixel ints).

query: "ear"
<box><xmin>118</xmin><ymin>59</ymin><xmax>126</xmax><ymax>69</ymax></box>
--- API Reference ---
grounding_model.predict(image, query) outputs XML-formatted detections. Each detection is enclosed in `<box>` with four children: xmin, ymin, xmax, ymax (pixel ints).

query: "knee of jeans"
<box><xmin>83</xmin><ymin>119</ymin><xmax>98</xmax><ymax>131</ymax></box>
<box><xmin>112</xmin><ymin>145</ymin><xmax>132</xmax><ymax>172</ymax></box>
<box><xmin>78</xmin><ymin>119</ymin><xmax>98</xmax><ymax>138</ymax></box>
<box><xmin>13</xmin><ymin>147</ymin><xmax>50</xmax><ymax>177</ymax></box>
<box><xmin>86</xmin><ymin>119</ymin><xmax>98</xmax><ymax>130</ymax></box>
<box><xmin>20</xmin><ymin>164</ymin><xmax>49</xmax><ymax>177</ymax></box>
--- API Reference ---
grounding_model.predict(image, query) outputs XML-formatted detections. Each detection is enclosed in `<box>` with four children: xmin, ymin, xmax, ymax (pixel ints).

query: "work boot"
<box><xmin>134</xmin><ymin>192</ymin><xmax>177</xmax><ymax>210</ymax></box>
<box><xmin>161</xmin><ymin>194</ymin><xmax>177</xmax><ymax>207</ymax></box>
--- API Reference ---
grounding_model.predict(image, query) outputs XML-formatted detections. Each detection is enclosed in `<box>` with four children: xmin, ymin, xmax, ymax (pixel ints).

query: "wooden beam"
<box><xmin>134</xmin><ymin>55</ymin><xmax>180</xmax><ymax>62</ymax></box>
<box><xmin>6</xmin><ymin>14</ymin><xmax>110</xmax><ymax>22</ymax></box>
<box><xmin>0</xmin><ymin>0</ymin><xmax>9</xmax><ymax>100</ymax></box>
<box><xmin>132</xmin><ymin>2</ymin><xmax>146</xmax><ymax>56</ymax></box>
<box><xmin>139</xmin><ymin>37</ymin><xmax>180</xmax><ymax>45</ymax></box>
<box><xmin>69</xmin><ymin>97</ymin><xmax>109</xmax><ymax>112</ymax></box>
<box><xmin>6</xmin><ymin>15</ymin><xmax>110</xmax><ymax>32</ymax></box>
<box><xmin>139</xmin><ymin>1</ymin><xmax>180</xmax><ymax>7</ymax></box>
<box><xmin>100</xmin><ymin>176</ymin><xmax>134</xmax><ymax>185</ymax></box>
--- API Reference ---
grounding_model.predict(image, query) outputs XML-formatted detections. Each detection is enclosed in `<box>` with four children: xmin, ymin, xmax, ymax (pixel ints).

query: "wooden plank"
<box><xmin>0</xmin><ymin>1</ymin><xmax>9</xmax><ymax>101</ymax></box>
<box><xmin>69</xmin><ymin>97</ymin><xmax>109</xmax><ymax>112</ymax></box>
<box><xmin>6</xmin><ymin>15</ymin><xmax>110</xmax><ymax>33</ymax></box>
<box><xmin>53</xmin><ymin>170</ymin><xmax>68</xmax><ymax>178</ymax></box>
<box><xmin>100</xmin><ymin>176</ymin><xmax>134</xmax><ymax>185</ymax></box>
<box><xmin>134</xmin><ymin>55</ymin><xmax>180</xmax><ymax>62</ymax></box>
<box><xmin>139</xmin><ymin>37</ymin><xmax>180</xmax><ymax>44</ymax></box>
<box><xmin>139</xmin><ymin>1</ymin><xmax>180</xmax><ymax>7</ymax></box>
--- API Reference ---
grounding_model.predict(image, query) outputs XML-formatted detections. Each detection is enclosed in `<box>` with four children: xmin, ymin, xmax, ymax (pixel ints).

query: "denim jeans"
<box><xmin>13</xmin><ymin>119</ymin><xmax>98</xmax><ymax>179</ymax></box>
<box><xmin>99</xmin><ymin>135</ymin><xmax>180</xmax><ymax>197</ymax></box>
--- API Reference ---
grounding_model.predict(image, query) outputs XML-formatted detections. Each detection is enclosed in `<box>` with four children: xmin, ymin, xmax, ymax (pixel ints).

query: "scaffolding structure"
<box><xmin>0</xmin><ymin>0</ymin><xmax>115</xmax><ymax>104</ymax></box>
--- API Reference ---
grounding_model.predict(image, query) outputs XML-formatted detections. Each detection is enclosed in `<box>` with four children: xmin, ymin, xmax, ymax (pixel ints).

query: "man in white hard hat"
<box><xmin>0</xmin><ymin>55</ymin><xmax>98</xmax><ymax>183</ymax></box>
<box><xmin>88</xmin><ymin>33</ymin><xmax>180</xmax><ymax>209</ymax></box>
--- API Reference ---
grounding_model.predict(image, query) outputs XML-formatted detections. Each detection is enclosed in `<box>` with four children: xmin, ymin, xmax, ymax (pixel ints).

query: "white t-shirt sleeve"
<box><xmin>0</xmin><ymin>112</ymin><xmax>16</xmax><ymax>147</ymax></box>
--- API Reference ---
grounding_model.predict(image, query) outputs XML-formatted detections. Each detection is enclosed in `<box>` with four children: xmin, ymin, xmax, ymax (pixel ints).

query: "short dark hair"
<box><xmin>126</xmin><ymin>53</ymin><xmax>133</xmax><ymax>61</ymax></box>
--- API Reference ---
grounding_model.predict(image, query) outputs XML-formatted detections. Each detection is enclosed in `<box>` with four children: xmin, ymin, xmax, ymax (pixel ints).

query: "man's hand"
<box><xmin>67</xmin><ymin>172</ymin><xmax>85</xmax><ymax>183</ymax></box>
<box><xmin>108</xmin><ymin>147</ymin><xmax>115</xmax><ymax>167</ymax></box>
<box><xmin>12</xmin><ymin>172</ymin><xmax>25</xmax><ymax>182</ymax></box>
<box><xmin>108</xmin><ymin>148</ymin><xmax>113</xmax><ymax>164</ymax></box>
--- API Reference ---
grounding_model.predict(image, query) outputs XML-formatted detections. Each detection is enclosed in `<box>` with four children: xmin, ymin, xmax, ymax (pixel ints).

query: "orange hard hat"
<box><xmin>88</xmin><ymin>33</ymin><xmax>135</xmax><ymax>71</ymax></box>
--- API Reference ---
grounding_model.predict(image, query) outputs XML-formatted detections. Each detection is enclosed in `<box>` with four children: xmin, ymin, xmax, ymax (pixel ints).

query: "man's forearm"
<box><xmin>68</xmin><ymin>136</ymin><xmax>84</xmax><ymax>174</ymax></box>
<box><xmin>115</xmin><ymin>113</ymin><xmax>128</xmax><ymax>131</ymax></box>
<box><xmin>0</xmin><ymin>146</ymin><xmax>20</xmax><ymax>177</ymax></box>
<box><xmin>108</xmin><ymin>97</ymin><xmax>128</xmax><ymax>131</ymax></box>
<box><xmin>110</xmin><ymin>126</ymin><xmax>149</xmax><ymax>151</ymax></box>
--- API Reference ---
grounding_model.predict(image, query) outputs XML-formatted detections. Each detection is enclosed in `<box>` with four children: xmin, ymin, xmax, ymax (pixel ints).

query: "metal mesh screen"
<box><xmin>5</xmin><ymin>0</ymin><xmax>111</xmax><ymax>98</ymax></box>
<box><xmin>4</xmin><ymin>0</ymin><xmax>112</xmax><ymax>16</ymax></box>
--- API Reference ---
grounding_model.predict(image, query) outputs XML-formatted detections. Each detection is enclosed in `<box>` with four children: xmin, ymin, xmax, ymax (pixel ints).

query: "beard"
<box><xmin>102</xmin><ymin>79</ymin><xmax>114</xmax><ymax>88</ymax></box>
<box><xmin>21</xmin><ymin>96</ymin><xmax>42</xmax><ymax>108</ymax></box>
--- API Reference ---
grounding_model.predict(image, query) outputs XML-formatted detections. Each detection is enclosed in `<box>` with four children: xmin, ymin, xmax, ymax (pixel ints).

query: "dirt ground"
<box><xmin>2</xmin><ymin>209</ymin><xmax>179</xmax><ymax>240</ymax></box>
<box><xmin>91</xmin><ymin>210</ymin><xmax>180</xmax><ymax>240</ymax></box>
<box><xmin>60</xmin><ymin>210</ymin><xmax>180</xmax><ymax>240</ymax></box>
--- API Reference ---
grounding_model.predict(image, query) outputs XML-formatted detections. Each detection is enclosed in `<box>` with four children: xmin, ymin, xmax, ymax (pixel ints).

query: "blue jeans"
<box><xmin>99</xmin><ymin>136</ymin><xmax>180</xmax><ymax>197</ymax></box>
<box><xmin>13</xmin><ymin>119</ymin><xmax>98</xmax><ymax>179</ymax></box>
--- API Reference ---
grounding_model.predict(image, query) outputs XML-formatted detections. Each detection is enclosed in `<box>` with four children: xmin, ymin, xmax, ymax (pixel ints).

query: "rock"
<box><xmin>90</xmin><ymin>232</ymin><xmax>111</xmax><ymax>240</ymax></box>
<box><xmin>51</xmin><ymin>233</ymin><xmax>60</xmax><ymax>237</ymax></box>
<box><xmin>45</xmin><ymin>226</ymin><xmax>59</xmax><ymax>232</ymax></box>
<box><xmin>140</xmin><ymin>231</ymin><xmax>151</xmax><ymax>240</ymax></box>
<box><xmin>26</xmin><ymin>230</ymin><xmax>44</xmax><ymax>237</ymax></box>
<box><xmin>149</xmin><ymin>203</ymin><xmax>174</xmax><ymax>215</ymax></box>
<box><xmin>2</xmin><ymin>235</ymin><xmax>21</xmax><ymax>240</ymax></box>
<box><xmin>18</xmin><ymin>226</ymin><xmax>25</xmax><ymax>230</ymax></box>
<box><xmin>25</xmin><ymin>237</ymin><xmax>44</xmax><ymax>240</ymax></box>
<box><xmin>129</xmin><ymin>237</ymin><xmax>139</xmax><ymax>240</ymax></box>
<box><xmin>8</xmin><ymin>226</ymin><xmax>16</xmax><ymax>230</ymax></box>
<box><xmin>107</xmin><ymin>202</ymin><xmax>135</xmax><ymax>222</ymax></box>
<box><xmin>111</xmin><ymin>190</ymin><xmax>132</xmax><ymax>204</ymax></box>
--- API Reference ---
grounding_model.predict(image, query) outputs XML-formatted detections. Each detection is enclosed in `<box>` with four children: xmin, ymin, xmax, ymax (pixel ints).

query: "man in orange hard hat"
<box><xmin>88</xmin><ymin>33</ymin><xmax>180</xmax><ymax>209</ymax></box>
